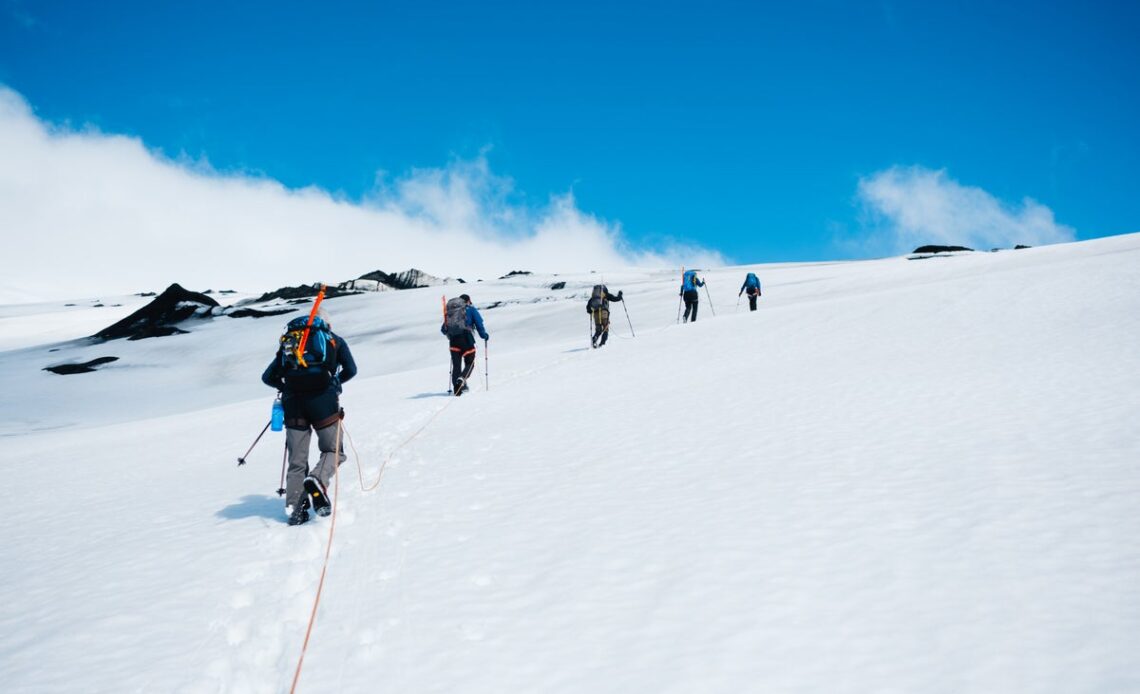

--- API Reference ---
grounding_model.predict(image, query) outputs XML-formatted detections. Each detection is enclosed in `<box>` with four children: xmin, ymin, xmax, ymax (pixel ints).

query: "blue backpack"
<box><xmin>745</xmin><ymin>273</ymin><xmax>760</xmax><ymax>288</ymax></box>
<box><xmin>279</xmin><ymin>316</ymin><xmax>338</xmax><ymax>391</ymax></box>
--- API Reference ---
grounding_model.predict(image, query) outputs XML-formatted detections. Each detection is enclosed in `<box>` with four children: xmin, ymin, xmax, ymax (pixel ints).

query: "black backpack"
<box><xmin>278</xmin><ymin>316</ymin><xmax>338</xmax><ymax>391</ymax></box>
<box><xmin>587</xmin><ymin>285</ymin><xmax>606</xmax><ymax>313</ymax></box>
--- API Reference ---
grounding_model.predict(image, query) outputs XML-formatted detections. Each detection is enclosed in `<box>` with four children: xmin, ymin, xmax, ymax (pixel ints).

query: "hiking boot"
<box><xmin>288</xmin><ymin>506</ymin><xmax>310</xmax><ymax>526</ymax></box>
<box><xmin>304</xmin><ymin>476</ymin><xmax>331</xmax><ymax>517</ymax></box>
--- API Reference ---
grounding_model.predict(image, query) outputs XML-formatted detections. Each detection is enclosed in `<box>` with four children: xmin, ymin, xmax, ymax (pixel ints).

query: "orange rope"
<box><xmin>287</xmin><ymin>403</ymin><xmax>448</xmax><ymax>691</ymax></box>
<box><xmin>351</xmin><ymin>403</ymin><xmax>451</xmax><ymax>492</ymax></box>
<box><xmin>289</xmin><ymin>418</ymin><xmax>342</xmax><ymax>694</ymax></box>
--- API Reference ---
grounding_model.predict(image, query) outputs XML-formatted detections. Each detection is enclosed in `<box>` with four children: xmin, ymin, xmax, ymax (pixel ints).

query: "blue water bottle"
<box><xmin>271</xmin><ymin>398</ymin><xmax>284</xmax><ymax>432</ymax></box>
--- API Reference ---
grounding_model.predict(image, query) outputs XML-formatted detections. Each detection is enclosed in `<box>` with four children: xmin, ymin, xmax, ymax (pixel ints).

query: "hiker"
<box><xmin>441</xmin><ymin>294</ymin><xmax>489</xmax><ymax>396</ymax></box>
<box><xmin>261</xmin><ymin>311</ymin><xmax>357</xmax><ymax>526</ymax></box>
<box><xmin>680</xmin><ymin>269</ymin><xmax>704</xmax><ymax>322</ymax></box>
<box><xmin>738</xmin><ymin>272</ymin><xmax>762</xmax><ymax>311</ymax></box>
<box><xmin>587</xmin><ymin>285</ymin><xmax>624</xmax><ymax>348</ymax></box>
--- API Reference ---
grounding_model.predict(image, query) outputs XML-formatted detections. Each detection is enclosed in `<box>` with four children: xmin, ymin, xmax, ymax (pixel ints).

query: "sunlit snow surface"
<box><xmin>2</xmin><ymin>235</ymin><xmax>1138</xmax><ymax>693</ymax></box>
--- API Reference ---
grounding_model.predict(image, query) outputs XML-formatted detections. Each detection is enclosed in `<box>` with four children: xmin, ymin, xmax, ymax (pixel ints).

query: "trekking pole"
<box><xmin>276</xmin><ymin>444</ymin><xmax>287</xmax><ymax>496</ymax></box>
<box><xmin>621</xmin><ymin>298</ymin><xmax>635</xmax><ymax>337</ymax></box>
<box><xmin>736</xmin><ymin>294</ymin><xmax>741</xmax><ymax>312</ymax></box>
<box><xmin>237</xmin><ymin>420</ymin><xmax>272</xmax><ymax>466</ymax></box>
<box><xmin>483</xmin><ymin>339</ymin><xmax>489</xmax><ymax>391</ymax></box>
<box><xmin>676</xmin><ymin>294</ymin><xmax>683</xmax><ymax>324</ymax></box>
<box><xmin>704</xmin><ymin>282</ymin><xmax>717</xmax><ymax>316</ymax></box>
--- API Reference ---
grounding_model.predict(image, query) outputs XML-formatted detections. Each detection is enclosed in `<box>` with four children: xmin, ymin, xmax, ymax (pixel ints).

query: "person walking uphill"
<box><xmin>680</xmin><ymin>269</ymin><xmax>705</xmax><ymax>323</ymax></box>
<box><xmin>587</xmin><ymin>284</ymin><xmax>624</xmax><ymax>348</ymax></box>
<box><xmin>442</xmin><ymin>294</ymin><xmax>489</xmax><ymax>396</ymax></box>
<box><xmin>739</xmin><ymin>272</ymin><xmax>762</xmax><ymax>311</ymax></box>
<box><xmin>262</xmin><ymin>312</ymin><xmax>357</xmax><ymax>526</ymax></box>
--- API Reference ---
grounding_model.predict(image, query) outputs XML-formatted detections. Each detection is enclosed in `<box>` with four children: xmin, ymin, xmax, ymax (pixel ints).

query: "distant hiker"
<box><xmin>680</xmin><ymin>269</ymin><xmax>705</xmax><ymax>323</ymax></box>
<box><xmin>738</xmin><ymin>272</ymin><xmax>762</xmax><ymax>311</ymax></box>
<box><xmin>587</xmin><ymin>285</ymin><xmax>624</xmax><ymax>348</ymax></box>
<box><xmin>441</xmin><ymin>294</ymin><xmax>489</xmax><ymax>396</ymax></box>
<box><xmin>261</xmin><ymin>312</ymin><xmax>357</xmax><ymax>526</ymax></box>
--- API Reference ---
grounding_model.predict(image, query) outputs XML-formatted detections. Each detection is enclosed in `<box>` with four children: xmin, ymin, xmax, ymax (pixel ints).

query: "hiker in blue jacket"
<box><xmin>262</xmin><ymin>312</ymin><xmax>358</xmax><ymax>526</ymax></box>
<box><xmin>738</xmin><ymin>272</ymin><xmax>762</xmax><ymax>311</ymax></box>
<box><xmin>441</xmin><ymin>294</ymin><xmax>489</xmax><ymax>395</ymax></box>
<box><xmin>680</xmin><ymin>269</ymin><xmax>704</xmax><ymax>323</ymax></box>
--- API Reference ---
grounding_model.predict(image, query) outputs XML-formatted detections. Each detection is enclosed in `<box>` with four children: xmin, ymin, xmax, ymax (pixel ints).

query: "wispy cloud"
<box><xmin>0</xmin><ymin>86</ymin><xmax>723</xmax><ymax>301</ymax></box>
<box><xmin>3</xmin><ymin>0</ymin><xmax>37</xmax><ymax>28</ymax></box>
<box><xmin>853</xmin><ymin>165</ymin><xmax>1076</xmax><ymax>254</ymax></box>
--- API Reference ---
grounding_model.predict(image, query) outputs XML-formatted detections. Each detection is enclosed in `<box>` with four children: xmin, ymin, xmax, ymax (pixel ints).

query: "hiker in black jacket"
<box><xmin>587</xmin><ymin>285</ymin><xmax>624</xmax><ymax>348</ymax></box>
<box><xmin>262</xmin><ymin>313</ymin><xmax>357</xmax><ymax>525</ymax></box>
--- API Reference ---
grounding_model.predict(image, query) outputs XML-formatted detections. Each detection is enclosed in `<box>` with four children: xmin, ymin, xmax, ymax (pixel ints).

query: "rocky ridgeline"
<box><xmin>94</xmin><ymin>269</ymin><xmax>454</xmax><ymax>342</ymax></box>
<box><xmin>47</xmin><ymin>267</ymin><xmax>462</xmax><ymax>374</ymax></box>
<box><xmin>256</xmin><ymin>268</ymin><xmax>456</xmax><ymax>303</ymax></box>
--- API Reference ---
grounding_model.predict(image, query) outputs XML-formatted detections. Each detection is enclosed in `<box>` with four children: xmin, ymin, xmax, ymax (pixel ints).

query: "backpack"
<box><xmin>279</xmin><ymin>316</ymin><xmax>338</xmax><ymax>391</ymax></box>
<box><xmin>587</xmin><ymin>285</ymin><xmax>606</xmax><ymax>313</ymax></box>
<box><xmin>444</xmin><ymin>297</ymin><xmax>469</xmax><ymax>336</ymax></box>
<box><xmin>683</xmin><ymin>270</ymin><xmax>698</xmax><ymax>291</ymax></box>
<box><xmin>745</xmin><ymin>272</ymin><xmax>759</xmax><ymax>288</ymax></box>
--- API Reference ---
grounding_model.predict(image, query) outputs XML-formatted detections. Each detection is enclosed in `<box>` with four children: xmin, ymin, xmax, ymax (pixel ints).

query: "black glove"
<box><xmin>617</xmin><ymin>291</ymin><xmax>623</xmax><ymax>300</ymax></box>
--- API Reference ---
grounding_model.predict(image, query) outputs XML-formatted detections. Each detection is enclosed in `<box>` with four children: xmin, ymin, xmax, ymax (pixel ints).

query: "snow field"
<box><xmin>1</xmin><ymin>234</ymin><xmax>1138</xmax><ymax>692</ymax></box>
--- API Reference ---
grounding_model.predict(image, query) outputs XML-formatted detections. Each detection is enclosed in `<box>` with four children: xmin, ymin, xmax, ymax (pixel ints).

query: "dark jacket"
<box><xmin>262</xmin><ymin>332</ymin><xmax>356</xmax><ymax>428</ymax></box>
<box><xmin>587</xmin><ymin>288</ymin><xmax>623</xmax><ymax>313</ymax></box>
<box><xmin>262</xmin><ymin>331</ymin><xmax>357</xmax><ymax>393</ymax></box>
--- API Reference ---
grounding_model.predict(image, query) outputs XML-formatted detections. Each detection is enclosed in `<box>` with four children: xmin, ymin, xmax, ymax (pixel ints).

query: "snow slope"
<box><xmin>2</xmin><ymin>234</ymin><xmax>1139</xmax><ymax>693</ymax></box>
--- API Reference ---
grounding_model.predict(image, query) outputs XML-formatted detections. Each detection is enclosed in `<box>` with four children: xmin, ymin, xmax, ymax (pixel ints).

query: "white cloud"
<box><xmin>0</xmin><ymin>86</ymin><xmax>723</xmax><ymax>302</ymax></box>
<box><xmin>855</xmin><ymin>165</ymin><xmax>1076</xmax><ymax>254</ymax></box>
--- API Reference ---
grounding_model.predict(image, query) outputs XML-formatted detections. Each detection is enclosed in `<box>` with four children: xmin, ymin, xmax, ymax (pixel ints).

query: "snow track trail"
<box><xmin>2</xmin><ymin>236</ymin><xmax>1139</xmax><ymax>692</ymax></box>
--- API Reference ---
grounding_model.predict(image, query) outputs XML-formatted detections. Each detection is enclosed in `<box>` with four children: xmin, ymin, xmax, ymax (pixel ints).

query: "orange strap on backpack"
<box><xmin>295</xmin><ymin>284</ymin><xmax>327</xmax><ymax>367</ymax></box>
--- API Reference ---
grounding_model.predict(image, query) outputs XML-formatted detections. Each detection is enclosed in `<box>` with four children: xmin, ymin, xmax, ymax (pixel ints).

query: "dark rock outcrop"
<box><xmin>912</xmin><ymin>245</ymin><xmax>974</xmax><ymax>254</ymax></box>
<box><xmin>550</xmin><ymin>281</ymin><xmax>567</xmax><ymax>290</ymax></box>
<box><xmin>252</xmin><ymin>284</ymin><xmax>358</xmax><ymax>303</ymax></box>
<box><xmin>44</xmin><ymin>356</ymin><xmax>120</xmax><ymax>375</ymax></box>
<box><xmin>499</xmin><ymin>270</ymin><xmax>532</xmax><ymax>279</ymax></box>
<box><xmin>227</xmin><ymin>307</ymin><xmax>296</xmax><ymax>319</ymax></box>
<box><xmin>349</xmin><ymin>268</ymin><xmax>448</xmax><ymax>291</ymax></box>
<box><xmin>95</xmin><ymin>284</ymin><xmax>218</xmax><ymax>340</ymax></box>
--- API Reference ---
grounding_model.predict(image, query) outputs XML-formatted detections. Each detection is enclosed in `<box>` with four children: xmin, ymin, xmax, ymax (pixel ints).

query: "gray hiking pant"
<box><xmin>284</xmin><ymin>422</ymin><xmax>346</xmax><ymax>510</ymax></box>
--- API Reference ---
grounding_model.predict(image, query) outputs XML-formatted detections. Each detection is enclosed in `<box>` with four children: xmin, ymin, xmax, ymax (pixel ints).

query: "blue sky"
<box><xmin>1</xmin><ymin>0</ymin><xmax>1138</xmax><ymax>273</ymax></box>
